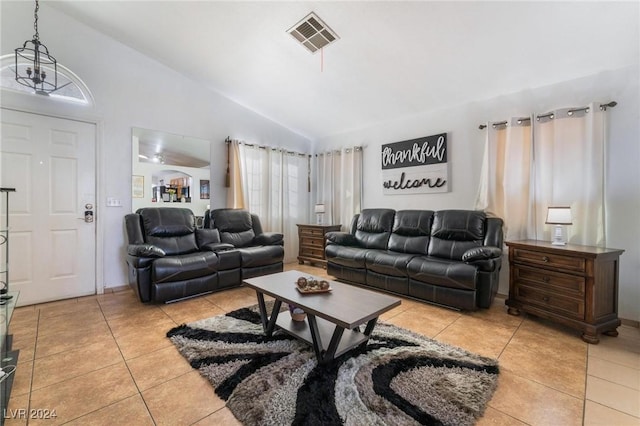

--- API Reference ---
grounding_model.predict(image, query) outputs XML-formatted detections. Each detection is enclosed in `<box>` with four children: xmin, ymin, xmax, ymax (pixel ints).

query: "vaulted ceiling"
<box><xmin>50</xmin><ymin>1</ymin><xmax>639</xmax><ymax>140</ymax></box>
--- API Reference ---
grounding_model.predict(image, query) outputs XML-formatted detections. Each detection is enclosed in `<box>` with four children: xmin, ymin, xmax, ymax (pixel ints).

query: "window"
<box><xmin>0</xmin><ymin>55</ymin><xmax>93</xmax><ymax>106</ymax></box>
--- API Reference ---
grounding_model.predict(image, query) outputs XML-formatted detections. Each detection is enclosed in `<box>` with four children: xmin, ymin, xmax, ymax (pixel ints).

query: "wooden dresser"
<box><xmin>297</xmin><ymin>224</ymin><xmax>341</xmax><ymax>267</ymax></box>
<box><xmin>505</xmin><ymin>240</ymin><xmax>624</xmax><ymax>343</ymax></box>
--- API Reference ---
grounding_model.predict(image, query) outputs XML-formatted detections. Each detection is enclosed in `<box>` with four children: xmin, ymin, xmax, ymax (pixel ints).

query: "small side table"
<box><xmin>297</xmin><ymin>224</ymin><xmax>341</xmax><ymax>268</ymax></box>
<box><xmin>505</xmin><ymin>239</ymin><xmax>624</xmax><ymax>344</ymax></box>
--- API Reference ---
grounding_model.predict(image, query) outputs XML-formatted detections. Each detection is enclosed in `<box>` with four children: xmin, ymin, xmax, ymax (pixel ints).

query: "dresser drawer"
<box><xmin>512</xmin><ymin>248</ymin><xmax>585</xmax><ymax>273</ymax></box>
<box><xmin>299</xmin><ymin>247</ymin><xmax>325</xmax><ymax>259</ymax></box>
<box><xmin>299</xmin><ymin>227</ymin><xmax>326</xmax><ymax>237</ymax></box>
<box><xmin>513</xmin><ymin>284</ymin><xmax>585</xmax><ymax>320</ymax></box>
<box><xmin>512</xmin><ymin>265</ymin><xmax>585</xmax><ymax>296</ymax></box>
<box><xmin>300</xmin><ymin>236</ymin><xmax>324</xmax><ymax>247</ymax></box>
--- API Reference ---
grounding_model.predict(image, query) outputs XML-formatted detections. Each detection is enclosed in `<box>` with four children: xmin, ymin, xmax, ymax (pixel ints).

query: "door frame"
<box><xmin>1</xmin><ymin>103</ymin><xmax>105</xmax><ymax>296</ymax></box>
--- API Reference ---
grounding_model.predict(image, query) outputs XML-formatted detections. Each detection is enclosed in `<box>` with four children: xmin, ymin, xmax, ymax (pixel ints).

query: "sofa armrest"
<box><xmin>127</xmin><ymin>244</ymin><xmax>165</xmax><ymax>258</ymax></box>
<box><xmin>200</xmin><ymin>242</ymin><xmax>235</xmax><ymax>252</ymax></box>
<box><xmin>254</xmin><ymin>232</ymin><xmax>284</xmax><ymax>246</ymax></box>
<box><xmin>325</xmin><ymin>231</ymin><xmax>359</xmax><ymax>246</ymax></box>
<box><xmin>462</xmin><ymin>246</ymin><xmax>502</xmax><ymax>262</ymax></box>
<box><xmin>462</xmin><ymin>246</ymin><xmax>502</xmax><ymax>272</ymax></box>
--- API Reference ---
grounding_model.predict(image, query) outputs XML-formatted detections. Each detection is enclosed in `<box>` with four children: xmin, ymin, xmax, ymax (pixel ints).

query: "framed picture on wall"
<box><xmin>200</xmin><ymin>179</ymin><xmax>210</xmax><ymax>199</ymax></box>
<box><xmin>132</xmin><ymin>175</ymin><xmax>144</xmax><ymax>198</ymax></box>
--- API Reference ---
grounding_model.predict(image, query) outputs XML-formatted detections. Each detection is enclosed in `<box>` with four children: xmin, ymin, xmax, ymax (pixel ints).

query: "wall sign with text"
<box><xmin>381</xmin><ymin>133</ymin><xmax>449</xmax><ymax>195</ymax></box>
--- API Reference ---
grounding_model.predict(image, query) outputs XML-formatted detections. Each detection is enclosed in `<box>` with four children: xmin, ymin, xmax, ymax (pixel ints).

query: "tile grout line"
<box><xmin>583</xmin><ymin>343</ymin><xmax>591</xmax><ymax>424</ymax></box>
<box><xmin>584</xmin><ymin>399</ymin><xmax>640</xmax><ymax>420</ymax></box>
<box><xmin>585</xmin><ymin>372</ymin><xmax>640</xmax><ymax>392</ymax></box>
<box><xmin>493</xmin><ymin>311</ymin><xmax>524</xmax><ymax>360</ymax></box>
<box><xmin>97</xmin><ymin>296</ymin><xmax>160</xmax><ymax>426</ymax></box>
<box><xmin>588</xmin><ymin>352</ymin><xmax>640</xmax><ymax>370</ymax></box>
<box><xmin>24</xmin><ymin>307</ymin><xmax>40</xmax><ymax>426</ymax></box>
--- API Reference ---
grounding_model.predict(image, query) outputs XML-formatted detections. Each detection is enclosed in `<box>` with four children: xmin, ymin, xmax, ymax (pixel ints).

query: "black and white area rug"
<box><xmin>167</xmin><ymin>304</ymin><xmax>499</xmax><ymax>426</ymax></box>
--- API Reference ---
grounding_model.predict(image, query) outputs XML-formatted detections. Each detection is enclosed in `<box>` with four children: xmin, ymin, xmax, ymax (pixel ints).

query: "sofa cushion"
<box><xmin>146</xmin><ymin>234</ymin><xmax>200</xmax><ymax>256</ymax></box>
<box><xmin>428</xmin><ymin>210</ymin><xmax>486</xmax><ymax>260</ymax></box>
<box><xmin>354</xmin><ymin>209</ymin><xmax>395</xmax><ymax>249</ymax></box>
<box><xmin>431</xmin><ymin>210</ymin><xmax>486</xmax><ymax>240</ymax></box>
<box><xmin>365</xmin><ymin>250</ymin><xmax>416</xmax><ymax>277</ymax></box>
<box><xmin>152</xmin><ymin>252</ymin><xmax>219</xmax><ymax>283</ymax></box>
<box><xmin>211</xmin><ymin>209</ymin><xmax>256</xmax><ymax>248</ymax></box>
<box><xmin>139</xmin><ymin>208</ymin><xmax>199</xmax><ymax>255</ymax></box>
<box><xmin>406</xmin><ymin>256</ymin><xmax>478</xmax><ymax>290</ymax></box>
<box><xmin>196</xmin><ymin>228</ymin><xmax>221</xmax><ymax>247</ymax></box>
<box><xmin>254</xmin><ymin>232</ymin><xmax>284</xmax><ymax>246</ymax></box>
<box><xmin>325</xmin><ymin>245</ymin><xmax>368</xmax><ymax>269</ymax></box>
<box><xmin>139</xmin><ymin>208</ymin><xmax>195</xmax><ymax>236</ymax></box>
<box><xmin>237</xmin><ymin>246</ymin><xmax>284</xmax><ymax>268</ymax></box>
<box><xmin>388</xmin><ymin>210</ymin><xmax>433</xmax><ymax>254</ymax></box>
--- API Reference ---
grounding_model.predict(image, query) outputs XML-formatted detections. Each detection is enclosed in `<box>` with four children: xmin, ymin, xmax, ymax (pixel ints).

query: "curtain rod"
<box><xmin>478</xmin><ymin>101</ymin><xmax>617</xmax><ymax>129</ymax></box>
<box><xmin>225</xmin><ymin>138</ymin><xmax>309</xmax><ymax>157</ymax></box>
<box><xmin>314</xmin><ymin>146</ymin><xmax>364</xmax><ymax>156</ymax></box>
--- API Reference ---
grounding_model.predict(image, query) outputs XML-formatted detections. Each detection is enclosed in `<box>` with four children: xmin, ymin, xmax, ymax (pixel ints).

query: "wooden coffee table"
<box><xmin>243</xmin><ymin>270</ymin><xmax>401</xmax><ymax>363</ymax></box>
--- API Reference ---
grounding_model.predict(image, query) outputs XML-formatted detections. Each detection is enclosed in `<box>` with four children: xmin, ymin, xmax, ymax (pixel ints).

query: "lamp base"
<box><xmin>316</xmin><ymin>213</ymin><xmax>324</xmax><ymax>225</ymax></box>
<box><xmin>551</xmin><ymin>225</ymin><xmax>566</xmax><ymax>245</ymax></box>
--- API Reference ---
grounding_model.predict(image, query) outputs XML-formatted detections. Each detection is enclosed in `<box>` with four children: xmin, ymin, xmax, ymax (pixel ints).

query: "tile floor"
<box><xmin>4</xmin><ymin>263</ymin><xmax>639</xmax><ymax>425</ymax></box>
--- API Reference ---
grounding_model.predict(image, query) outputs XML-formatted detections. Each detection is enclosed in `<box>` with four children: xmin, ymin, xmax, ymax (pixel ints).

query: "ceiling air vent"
<box><xmin>287</xmin><ymin>12</ymin><xmax>339</xmax><ymax>54</ymax></box>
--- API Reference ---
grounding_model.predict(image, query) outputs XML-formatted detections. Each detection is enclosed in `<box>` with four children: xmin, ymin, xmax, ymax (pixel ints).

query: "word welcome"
<box><xmin>383</xmin><ymin>172</ymin><xmax>447</xmax><ymax>190</ymax></box>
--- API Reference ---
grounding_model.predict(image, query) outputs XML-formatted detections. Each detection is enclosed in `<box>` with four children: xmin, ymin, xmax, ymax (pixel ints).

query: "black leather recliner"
<box><xmin>125</xmin><ymin>208</ymin><xmax>242</xmax><ymax>303</ymax></box>
<box><xmin>204</xmin><ymin>208</ymin><xmax>285</xmax><ymax>279</ymax></box>
<box><xmin>325</xmin><ymin>209</ymin><xmax>504</xmax><ymax>310</ymax></box>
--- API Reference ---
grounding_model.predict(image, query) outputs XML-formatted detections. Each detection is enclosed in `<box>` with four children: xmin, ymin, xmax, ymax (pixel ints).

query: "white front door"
<box><xmin>1</xmin><ymin>108</ymin><xmax>96</xmax><ymax>306</ymax></box>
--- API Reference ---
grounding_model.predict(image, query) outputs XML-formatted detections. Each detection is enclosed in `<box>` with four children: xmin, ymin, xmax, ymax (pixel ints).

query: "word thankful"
<box><xmin>381</xmin><ymin>134</ymin><xmax>447</xmax><ymax>169</ymax></box>
<box><xmin>383</xmin><ymin>172</ymin><xmax>447</xmax><ymax>190</ymax></box>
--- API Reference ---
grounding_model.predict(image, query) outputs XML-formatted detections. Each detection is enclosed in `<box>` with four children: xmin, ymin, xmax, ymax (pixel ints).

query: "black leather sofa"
<box><xmin>125</xmin><ymin>207</ymin><xmax>283</xmax><ymax>303</ymax></box>
<box><xmin>325</xmin><ymin>209</ymin><xmax>504</xmax><ymax>310</ymax></box>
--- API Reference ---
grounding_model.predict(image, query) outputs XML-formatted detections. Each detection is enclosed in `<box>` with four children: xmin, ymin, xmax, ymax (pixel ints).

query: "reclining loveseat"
<box><xmin>325</xmin><ymin>209</ymin><xmax>503</xmax><ymax>310</ymax></box>
<box><xmin>125</xmin><ymin>207</ymin><xmax>283</xmax><ymax>303</ymax></box>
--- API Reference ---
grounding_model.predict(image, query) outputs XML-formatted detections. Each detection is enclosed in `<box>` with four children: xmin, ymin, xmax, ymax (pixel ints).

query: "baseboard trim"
<box><xmin>103</xmin><ymin>284</ymin><xmax>130</xmax><ymax>294</ymax></box>
<box><xmin>620</xmin><ymin>318</ymin><xmax>640</xmax><ymax>328</ymax></box>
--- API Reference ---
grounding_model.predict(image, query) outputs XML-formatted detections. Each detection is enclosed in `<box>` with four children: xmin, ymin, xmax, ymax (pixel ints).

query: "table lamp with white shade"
<box><xmin>546</xmin><ymin>206</ymin><xmax>572</xmax><ymax>245</ymax></box>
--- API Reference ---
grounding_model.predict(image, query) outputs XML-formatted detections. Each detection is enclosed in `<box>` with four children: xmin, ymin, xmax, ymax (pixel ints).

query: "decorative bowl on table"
<box><xmin>295</xmin><ymin>276</ymin><xmax>331</xmax><ymax>294</ymax></box>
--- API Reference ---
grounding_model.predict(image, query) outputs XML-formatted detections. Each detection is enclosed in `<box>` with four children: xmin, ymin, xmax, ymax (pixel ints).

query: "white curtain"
<box><xmin>235</xmin><ymin>143</ymin><xmax>310</xmax><ymax>263</ymax></box>
<box><xmin>476</xmin><ymin>102</ymin><xmax>607</xmax><ymax>246</ymax></box>
<box><xmin>314</xmin><ymin>147</ymin><xmax>363</xmax><ymax>230</ymax></box>
<box><xmin>475</xmin><ymin>117</ymin><xmax>533</xmax><ymax>242</ymax></box>
<box><xmin>532</xmin><ymin>103</ymin><xmax>606</xmax><ymax>246</ymax></box>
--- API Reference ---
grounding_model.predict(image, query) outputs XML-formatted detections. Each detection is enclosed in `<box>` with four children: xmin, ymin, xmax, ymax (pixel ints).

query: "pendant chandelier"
<box><xmin>14</xmin><ymin>0</ymin><xmax>58</xmax><ymax>95</ymax></box>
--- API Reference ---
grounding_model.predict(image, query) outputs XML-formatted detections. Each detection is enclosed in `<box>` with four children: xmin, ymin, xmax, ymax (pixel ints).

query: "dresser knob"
<box><xmin>542</xmin><ymin>256</ymin><xmax>550</xmax><ymax>262</ymax></box>
<box><xmin>543</xmin><ymin>276</ymin><xmax>550</xmax><ymax>283</ymax></box>
<box><xmin>543</xmin><ymin>296</ymin><xmax>550</xmax><ymax>302</ymax></box>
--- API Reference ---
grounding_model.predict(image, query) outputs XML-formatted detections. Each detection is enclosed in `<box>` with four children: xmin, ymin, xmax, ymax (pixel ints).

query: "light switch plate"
<box><xmin>106</xmin><ymin>197</ymin><xmax>122</xmax><ymax>207</ymax></box>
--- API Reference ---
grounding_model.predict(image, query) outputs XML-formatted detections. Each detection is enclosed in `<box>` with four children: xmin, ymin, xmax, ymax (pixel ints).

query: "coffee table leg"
<box><xmin>306</xmin><ymin>314</ymin><xmax>324</xmax><ymax>361</ymax></box>
<box><xmin>256</xmin><ymin>292</ymin><xmax>268</xmax><ymax>332</ymax></box>
<box><xmin>307</xmin><ymin>314</ymin><xmax>346</xmax><ymax>364</ymax></box>
<box><xmin>265</xmin><ymin>300</ymin><xmax>282</xmax><ymax>337</ymax></box>
<box><xmin>363</xmin><ymin>317</ymin><xmax>378</xmax><ymax>336</ymax></box>
<box><xmin>324</xmin><ymin>326</ymin><xmax>345</xmax><ymax>362</ymax></box>
<box><xmin>255</xmin><ymin>292</ymin><xmax>282</xmax><ymax>337</ymax></box>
